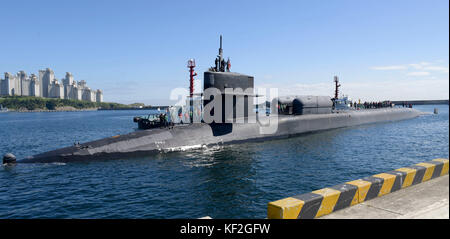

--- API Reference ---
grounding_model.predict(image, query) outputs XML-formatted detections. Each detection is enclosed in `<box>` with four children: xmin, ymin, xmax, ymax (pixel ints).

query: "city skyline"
<box><xmin>0</xmin><ymin>0</ymin><xmax>448</xmax><ymax>105</ymax></box>
<box><xmin>0</xmin><ymin>68</ymin><xmax>103</xmax><ymax>103</ymax></box>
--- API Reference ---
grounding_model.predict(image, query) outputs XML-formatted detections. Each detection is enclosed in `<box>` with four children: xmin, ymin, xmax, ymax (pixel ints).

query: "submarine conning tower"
<box><xmin>203</xmin><ymin>35</ymin><xmax>255</xmax><ymax>123</ymax></box>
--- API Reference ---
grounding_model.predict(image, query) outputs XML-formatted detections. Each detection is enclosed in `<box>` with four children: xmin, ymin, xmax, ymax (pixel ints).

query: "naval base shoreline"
<box><xmin>391</xmin><ymin>99</ymin><xmax>449</xmax><ymax>105</ymax></box>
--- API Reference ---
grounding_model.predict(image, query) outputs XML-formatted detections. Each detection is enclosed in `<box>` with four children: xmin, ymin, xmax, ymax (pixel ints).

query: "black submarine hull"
<box><xmin>19</xmin><ymin>108</ymin><xmax>421</xmax><ymax>163</ymax></box>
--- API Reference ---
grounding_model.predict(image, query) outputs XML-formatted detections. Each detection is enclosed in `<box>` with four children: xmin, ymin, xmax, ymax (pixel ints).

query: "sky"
<box><xmin>0</xmin><ymin>0</ymin><xmax>448</xmax><ymax>105</ymax></box>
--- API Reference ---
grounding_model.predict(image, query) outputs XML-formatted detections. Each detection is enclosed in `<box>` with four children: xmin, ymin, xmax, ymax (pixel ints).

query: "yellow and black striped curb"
<box><xmin>267</xmin><ymin>158</ymin><xmax>449</xmax><ymax>219</ymax></box>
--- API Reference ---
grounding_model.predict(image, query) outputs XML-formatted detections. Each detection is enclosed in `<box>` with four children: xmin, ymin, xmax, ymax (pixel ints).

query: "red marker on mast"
<box><xmin>187</xmin><ymin>59</ymin><xmax>197</xmax><ymax>123</ymax></box>
<box><xmin>187</xmin><ymin>59</ymin><xmax>197</xmax><ymax>98</ymax></box>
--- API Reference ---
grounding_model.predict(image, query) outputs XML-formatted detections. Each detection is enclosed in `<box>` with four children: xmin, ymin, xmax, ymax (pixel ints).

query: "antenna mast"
<box><xmin>212</xmin><ymin>35</ymin><xmax>230</xmax><ymax>72</ymax></box>
<box><xmin>219</xmin><ymin>35</ymin><xmax>223</xmax><ymax>63</ymax></box>
<box><xmin>334</xmin><ymin>76</ymin><xmax>341</xmax><ymax>99</ymax></box>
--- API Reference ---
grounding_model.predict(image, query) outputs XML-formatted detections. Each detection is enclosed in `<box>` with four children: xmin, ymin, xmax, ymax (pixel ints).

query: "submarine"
<box><xmin>12</xmin><ymin>36</ymin><xmax>422</xmax><ymax>164</ymax></box>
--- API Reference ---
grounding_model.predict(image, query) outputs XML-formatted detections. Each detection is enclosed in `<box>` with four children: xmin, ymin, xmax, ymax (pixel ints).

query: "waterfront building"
<box><xmin>0</xmin><ymin>72</ymin><xmax>18</xmax><ymax>96</ymax></box>
<box><xmin>82</xmin><ymin>87</ymin><xmax>96</xmax><ymax>102</ymax></box>
<box><xmin>0</xmin><ymin>68</ymin><xmax>103</xmax><ymax>102</ymax></box>
<box><xmin>81</xmin><ymin>87</ymin><xmax>89</xmax><ymax>101</ymax></box>
<box><xmin>39</xmin><ymin>68</ymin><xmax>54</xmax><ymax>98</ymax></box>
<box><xmin>63</xmin><ymin>72</ymin><xmax>74</xmax><ymax>86</ymax></box>
<box><xmin>49</xmin><ymin>79</ymin><xmax>64</xmax><ymax>99</ymax></box>
<box><xmin>20</xmin><ymin>76</ymin><xmax>31</xmax><ymax>96</ymax></box>
<box><xmin>90</xmin><ymin>90</ymin><xmax>96</xmax><ymax>102</ymax></box>
<box><xmin>77</xmin><ymin>80</ymin><xmax>87</xmax><ymax>89</ymax></box>
<box><xmin>75</xmin><ymin>84</ymin><xmax>83</xmax><ymax>101</ymax></box>
<box><xmin>30</xmin><ymin>74</ymin><xmax>40</xmax><ymax>97</ymax></box>
<box><xmin>65</xmin><ymin>81</ymin><xmax>77</xmax><ymax>100</ymax></box>
<box><xmin>63</xmin><ymin>72</ymin><xmax>74</xmax><ymax>99</ymax></box>
<box><xmin>17</xmin><ymin>71</ymin><xmax>26</xmax><ymax>95</ymax></box>
<box><xmin>38</xmin><ymin>70</ymin><xmax>45</xmax><ymax>96</ymax></box>
<box><xmin>96</xmin><ymin>89</ymin><xmax>103</xmax><ymax>103</ymax></box>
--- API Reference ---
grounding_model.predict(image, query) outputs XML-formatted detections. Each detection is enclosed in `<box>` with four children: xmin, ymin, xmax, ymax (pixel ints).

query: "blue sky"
<box><xmin>1</xmin><ymin>0</ymin><xmax>448</xmax><ymax>104</ymax></box>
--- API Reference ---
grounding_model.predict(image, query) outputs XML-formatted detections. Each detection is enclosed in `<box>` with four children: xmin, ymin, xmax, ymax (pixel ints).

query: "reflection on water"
<box><xmin>0</xmin><ymin>105</ymin><xmax>448</xmax><ymax>218</ymax></box>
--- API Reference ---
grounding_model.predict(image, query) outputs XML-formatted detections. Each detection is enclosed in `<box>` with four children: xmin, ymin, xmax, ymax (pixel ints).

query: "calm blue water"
<box><xmin>0</xmin><ymin>105</ymin><xmax>448</xmax><ymax>218</ymax></box>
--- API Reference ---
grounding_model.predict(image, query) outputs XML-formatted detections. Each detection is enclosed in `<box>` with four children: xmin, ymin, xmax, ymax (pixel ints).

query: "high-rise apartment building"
<box><xmin>0</xmin><ymin>68</ymin><xmax>103</xmax><ymax>102</ymax></box>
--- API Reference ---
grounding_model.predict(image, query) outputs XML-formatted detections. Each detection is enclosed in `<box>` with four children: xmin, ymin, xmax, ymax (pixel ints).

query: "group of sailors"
<box><xmin>158</xmin><ymin>113</ymin><xmax>170</xmax><ymax>127</ymax></box>
<box><xmin>213</xmin><ymin>57</ymin><xmax>231</xmax><ymax>72</ymax></box>
<box><xmin>401</xmin><ymin>102</ymin><xmax>414</xmax><ymax>108</ymax></box>
<box><xmin>156</xmin><ymin>107</ymin><xmax>203</xmax><ymax>128</ymax></box>
<box><xmin>349</xmin><ymin>101</ymin><xmax>394</xmax><ymax>109</ymax></box>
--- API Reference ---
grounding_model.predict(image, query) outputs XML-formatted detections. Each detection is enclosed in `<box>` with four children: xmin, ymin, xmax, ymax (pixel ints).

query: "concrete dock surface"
<box><xmin>321</xmin><ymin>175</ymin><xmax>449</xmax><ymax>219</ymax></box>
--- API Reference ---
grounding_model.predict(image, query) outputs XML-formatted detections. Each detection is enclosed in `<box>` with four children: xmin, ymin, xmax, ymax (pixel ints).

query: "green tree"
<box><xmin>46</xmin><ymin>100</ymin><xmax>56</xmax><ymax>110</ymax></box>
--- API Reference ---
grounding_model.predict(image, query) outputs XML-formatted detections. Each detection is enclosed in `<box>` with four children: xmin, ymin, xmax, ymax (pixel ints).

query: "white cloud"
<box><xmin>343</xmin><ymin>78</ymin><xmax>449</xmax><ymax>101</ymax></box>
<box><xmin>371</xmin><ymin>61</ymin><xmax>449</xmax><ymax>78</ymax></box>
<box><xmin>256</xmin><ymin>77</ymin><xmax>449</xmax><ymax>101</ymax></box>
<box><xmin>407</xmin><ymin>71</ymin><xmax>431</xmax><ymax>76</ymax></box>
<box><xmin>422</xmin><ymin>66</ymin><xmax>449</xmax><ymax>73</ymax></box>
<box><xmin>370</xmin><ymin>65</ymin><xmax>408</xmax><ymax>70</ymax></box>
<box><xmin>409</xmin><ymin>62</ymin><xmax>432</xmax><ymax>70</ymax></box>
<box><xmin>372</xmin><ymin>62</ymin><xmax>448</xmax><ymax>72</ymax></box>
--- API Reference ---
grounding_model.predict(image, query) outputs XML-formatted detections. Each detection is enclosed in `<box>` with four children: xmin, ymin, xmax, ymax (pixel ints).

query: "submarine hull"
<box><xmin>19</xmin><ymin>108</ymin><xmax>421</xmax><ymax>163</ymax></box>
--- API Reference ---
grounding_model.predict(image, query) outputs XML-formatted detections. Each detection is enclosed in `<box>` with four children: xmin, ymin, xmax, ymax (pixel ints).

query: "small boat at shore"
<box><xmin>0</xmin><ymin>104</ymin><xmax>8</xmax><ymax>113</ymax></box>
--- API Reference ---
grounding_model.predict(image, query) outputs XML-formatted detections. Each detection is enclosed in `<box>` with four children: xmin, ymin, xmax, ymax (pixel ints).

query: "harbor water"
<box><xmin>0</xmin><ymin>105</ymin><xmax>448</xmax><ymax>218</ymax></box>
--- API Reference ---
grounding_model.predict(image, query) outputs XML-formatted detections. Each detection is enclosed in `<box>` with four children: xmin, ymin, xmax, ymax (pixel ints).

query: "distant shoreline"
<box><xmin>5</xmin><ymin>107</ymin><xmax>99</xmax><ymax>113</ymax></box>
<box><xmin>391</xmin><ymin>100</ymin><xmax>449</xmax><ymax>105</ymax></box>
<box><xmin>4</xmin><ymin>106</ymin><xmax>170</xmax><ymax>113</ymax></box>
<box><xmin>98</xmin><ymin>106</ymin><xmax>169</xmax><ymax>111</ymax></box>
<box><xmin>0</xmin><ymin>96</ymin><xmax>142</xmax><ymax>112</ymax></box>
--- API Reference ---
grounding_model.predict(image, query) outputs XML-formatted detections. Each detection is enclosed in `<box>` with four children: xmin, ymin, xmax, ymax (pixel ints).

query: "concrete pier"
<box><xmin>267</xmin><ymin>158</ymin><xmax>449</xmax><ymax>219</ymax></box>
<box><xmin>321</xmin><ymin>174</ymin><xmax>449</xmax><ymax>219</ymax></box>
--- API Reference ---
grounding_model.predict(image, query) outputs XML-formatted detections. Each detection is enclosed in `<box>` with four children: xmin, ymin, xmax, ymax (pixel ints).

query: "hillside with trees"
<box><xmin>0</xmin><ymin>96</ymin><xmax>132</xmax><ymax>111</ymax></box>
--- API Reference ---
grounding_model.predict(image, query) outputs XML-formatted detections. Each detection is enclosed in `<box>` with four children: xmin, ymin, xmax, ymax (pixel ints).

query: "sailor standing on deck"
<box><xmin>221</xmin><ymin>58</ymin><xmax>226</xmax><ymax>72</ymax></box>
<box><xmin>159</xmin><ymin>113</ymin><xmax>165</xmax><ymax>127</ymax></box>
<box><xmin>215</xmin><ymin>58</ymin><xmax>219</xmax><ymax>72</ymax></box>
